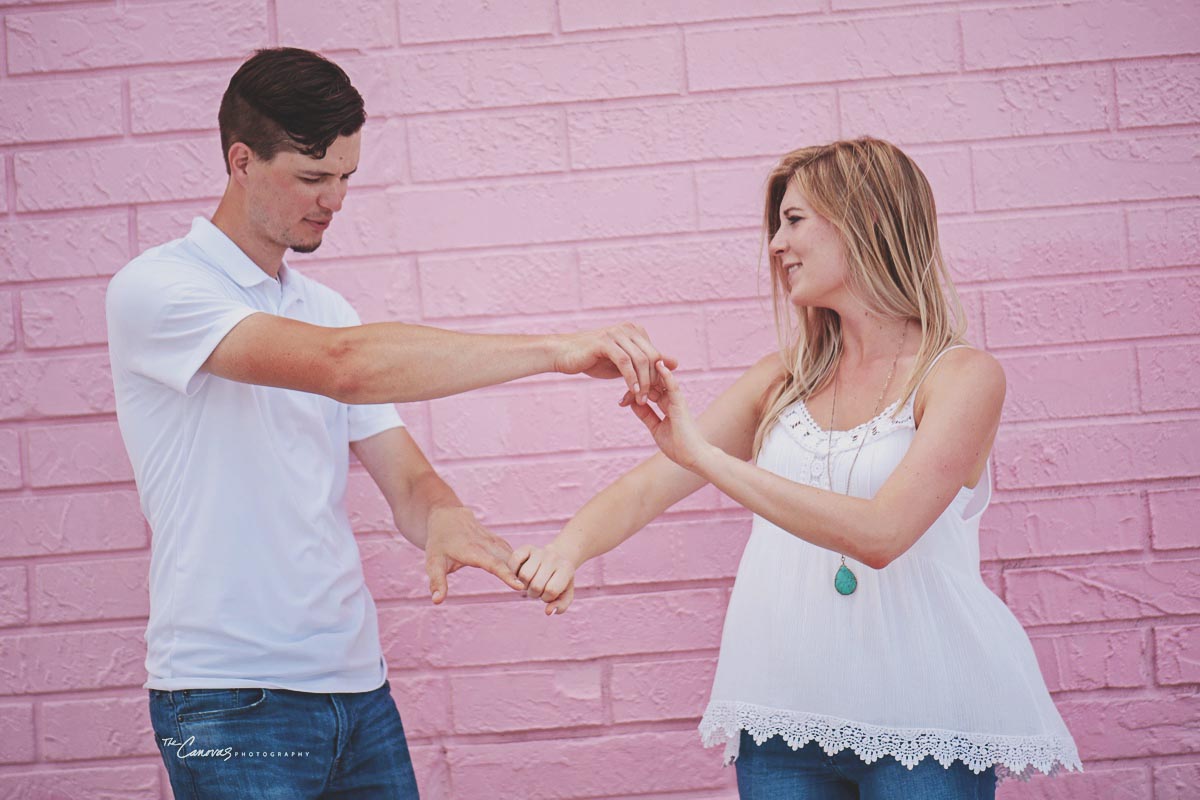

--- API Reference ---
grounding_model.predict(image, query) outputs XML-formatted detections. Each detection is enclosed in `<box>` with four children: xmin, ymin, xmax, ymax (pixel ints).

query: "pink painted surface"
<box><xmin>0</xmin><ymin>1</ymin><xmax>1197</xmax><ymax>797</ymax></box>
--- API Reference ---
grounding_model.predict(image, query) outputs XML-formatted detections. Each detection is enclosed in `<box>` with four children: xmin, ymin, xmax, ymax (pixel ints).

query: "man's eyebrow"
<box><xmin>300</xmin><ymin>167</ymin><xmax>358</xmax><ymax>177</ymax></box>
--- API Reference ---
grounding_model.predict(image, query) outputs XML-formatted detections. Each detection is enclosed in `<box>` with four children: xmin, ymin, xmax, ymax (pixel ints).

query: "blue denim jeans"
<box><xmin>148</xmin><ymin>680</ymin><xmax>419</xmax><ymax>799</ymax></box>
<box><xmin>735</xmin><ymin>732</ymin><xmax>997</xmax><ymax>800</ymax></box>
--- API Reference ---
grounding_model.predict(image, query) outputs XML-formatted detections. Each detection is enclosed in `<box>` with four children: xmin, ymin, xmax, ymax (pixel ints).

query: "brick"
<box><xmin>962</xmin><ymin>0</ymin><xmax>1200</xmax><ymax>70</ymax></box>
<box><xmin>430</xmin><ymin>386</ymin><xmax>588</xmax><ymax>460</ymax></box>
<box><xmin>41</xmin><ymin>694</ymin><xmax>154</xmax><ymax>761</ymax></box>
<box><xmin>1030</xmin><ymin>628</ymin><xmax>1147</xmax><ymax>692</ymax></box>
<box><xmin>0</xmin><ymin>211</ymin><xmax>129</xmax><ymax>284</ymax></box>
<box><xmin>601</xmin><ymin>516</ymin><xmax>751</xmax><ymax>586</ymax></box>
<box><xmin>0</xmin><ymin>78</ymin><xmax>122</xmax><ymax>144</ymax></box>
<box><xmin>418</xmin><ymin>248</ymin><xmax>576</xmax><ymax>319</ymax></box>
<box><xmin>981</xmin><ymin>493</ymin><xmax>1145</xmax><ymax>560</ymax></box>
<box><xmin>985</xmin><ymin>276</ymin><xmax>1200</xmax><ymax>347</ymax></box>
<box><xmin>999</xmin><ymin>766</ymin><xmax>1150</xmax><ymax>800</ymax></box>
<box><xmin>408</xmin><ymin>110</ymin><xmax>564</xmax><ymax>182</ymax></box>
<box><xmin>569</xmin><ymin>90</ymin><xmax>837</xmax><ymax>169</ymax></box>
<box><xmin>0</xmin><ymin>428</ymin><xmax>20</xmax><ymax>489</ymax></box>
<box><xmin>20</xmin><ymin>284</ymin><xmax>108</xmax><ymax>349</ymax></box>
<box><xmin>6</xmin><ymin>0</ymin><xmax>267</xmax><ymax>73</ymax></box>
<box><xmin>448</xmin><ymin>730</ymin><xmax>731</xmax><ymax>798</ymax></box>
<box><xmin>15</xmin><ymin>137</ymin><xmax>225</xmax><ymax>212</ymax></box>
<box><xmin>130</xmin><ymin>68</ymin><xmax>226</xmax><ymax>135</ymax></box>
<box><xmin>0</xmin><ymin>355</ymin><xmax>113</xmax><ymax>422</ymax></box>
<box><xmin>562</xmin><ymin>0</ymin><xmax>816</xmax><ymax>30</ymax></box>
<box><xmin>437</xmin><ymin>457</ymin><xmax>604</xmax><ymax>529</ymax></box>
<box><xmin>611</xmin><ymin>657</ymin><xmax>717</xmax><ymax>722</ymax></box>
<box><xmin>346</xmin><ymin>170</ymin><xmax>696</xmax><ymax>255</ymax></box>
<box><xmin>1060</xmin><ymin>693</ymin><xmax>1200</xmax><ymax>760</ymax></box>
<box><xmin>420</xmin><ymin>589</ymin><xmax>726</xmax><ymax>667</ymax></box>
<box><xmin>0</xmin><ymin>765</ymin><xmax>159</xmax><ymax>799</ymax></box>
<box><xmin>0</xmin><ymin>490</ymin><xmax>147</xmax><ymax>557</ymax></box>
<box><xmin>450</xmin><ymin>664</ymin><xmax>602</xmax><ymax>733</ymax></box>
<box><xmin>1119</xmin><ymin>59</ymin><xmax>1200</xmax><ymax>128</ymax></box>
<box><xmin>1155</xmin><ymin>763</ymin><xmax>1200</xmax><ymax>800</ymax></box>
<box><xmin>0</xmin><ymin>566</ymin><xmax>28</xmax><ymax>628</ymax></box>
<box><xmin>1150</xmin><ymin>488</ymin><xmax>1200</xmax><ymax>551</ymax></box>
<box><xmin>1139</xmin><ymin>343</ymin><xmax>1200</xmax><ymax>412</ymax></box>
<box><xmin>974</xmin><ymin>134</ymin><xmax>1200</xmax><ymax>210</ymax></box>
<box><xmin>0</xmin><ymin>626</ymin><xmax>146</xmax><ymax>693</ymax></box>
<box><xmin>696</xmin><ymin>148</ymin><xmax>971</xmax><ymax>231</ymax></box>
<box><xmin>940</xmin><ymin>210</ymin><xmax>1123</xmax><ymax>284</ymax></box>
<box><xmin>34</xmin><ymin>555</ymin><xmax>149</xmax><ymax>624</ymax></box>
<box><xmin>579</xmin><ymin>233</ymin><xmax>763</xmax><ymax>309</ymax></box>
<box><xmin>1155</xmin><ymin>624</ymin><xmax>1200</xmax><ymax>684</ymax></box>
<box><xmin>843</xmin><ymin>68</ymin><xmax>1110</xmax><ymax>144</ymax></box>
<box><xmin>353</xmin><ymin>116</ymin><xmax>408</xmax><ymax>188</ymax></box>
<box><xmin>369</xmin><ymin>35</ymin><xmax>683</xmax><ymax>115</ymax></box>
<box><xmin>1128</xmin><ymin>203</ymin><xmax>1200</xmax><ymax>269</ymax></box>
<box><xmin>997</xmin><ymin>420</ymin><xmax>1200</xmax><ymax>489</ymax></box>
<box><xmin>686</xmin><ymin>14</ymin><xmax>958</xmax><ymax>92</ymax></box>
<box><xmin>410</xmin><ymin>744</ymin><xmax>450</xmax><ymax>799</ymax></box>
<box><xmin>0</xmin><ymin>292</ymin><xmax>14</xmax><ymax>351</ymax></box>
<box><xmin>386</xmin><ymin>674</ymin><xmax>450</xmax><ymax>738</ymax></box>
<box><xmin>293</xmin><ymin>258</ymin><xmax>420</xmax><ymax>325</ymax></box>
<box><xmin>706</xmin><ymin>304</ymin><xmax>776</xmax><ymax>370</ymax></box>
<box><xmin>0</xmin><ymin>703</ymin><xmax>35</xmax><ymax>764</ymax></box>
<box><xmin>277</xmin><ymin>0</ymin><xmax>396</xmax><ymax>50</ymax></box>
<box><xmin>28</xmin><ymin>421</ymin><xmax>134</xmax><ymax>488</ymax></box>
<box><xmin>1005</xmin><ymin>559</ymin><xmax>1200</xmax><ymax>626</ymax></box>
<box><xmin>0</xmin><ymin>160</ymin><xmax>7</xmax><ymax>214</ymax></box>
<box><xmin>998</xmin><ymin>348</ymin><xmax>1138</xmax><ymax>422</ymax></box>
<box><xmin>399</xmin><ymin>0</ymin><xmax>553</xmax><ymax>43</ymax></box>
<box><xmin>376</xmin><ymin>606</ymin><xmax>428</xmax><ymax>671</ymax></box>
<box><xmin>587</xmin><ymin>371</ymin><xmax>733</xmax><ymax>450</ymax></box>
<box><xmin>136</xmin><ymin>203</ymin><xmax>214</xmax><ymax>252</ymax></box>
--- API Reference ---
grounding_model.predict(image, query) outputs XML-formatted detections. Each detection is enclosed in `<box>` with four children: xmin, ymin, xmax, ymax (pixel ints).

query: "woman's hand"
<box><xmin>509</xmin><ymin>543</ymin><xmax>578</xmax><ymax>615</ymax></box>
<box><xmin>624</xmin><ymin>362</ymin><xmax>713</xmax><ymax>471</ymax></box>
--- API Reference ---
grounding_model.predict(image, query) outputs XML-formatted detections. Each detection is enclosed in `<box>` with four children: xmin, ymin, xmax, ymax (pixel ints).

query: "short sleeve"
<box><xmin>326</xmin><ymin>291</ymin><xmax>405</xmax><ymax>442</ymax></box>
<box><xmin>106</xmin><ymin>260</ymin><xmax>257</xmax><ymax>396</ymax></box>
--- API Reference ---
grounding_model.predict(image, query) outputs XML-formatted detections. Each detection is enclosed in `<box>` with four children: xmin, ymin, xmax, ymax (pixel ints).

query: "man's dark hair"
<box><xmin>218</xmin><ymin>47</ymin><xmax>365</xmax><ymax>175</ymax></box>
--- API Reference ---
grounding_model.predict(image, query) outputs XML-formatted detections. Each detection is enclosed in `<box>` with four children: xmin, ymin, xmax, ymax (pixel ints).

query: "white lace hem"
<box><xmin>699</xmin><ymin>702</ymin><xmax>1083</xmax><ymax>784</ymax></box>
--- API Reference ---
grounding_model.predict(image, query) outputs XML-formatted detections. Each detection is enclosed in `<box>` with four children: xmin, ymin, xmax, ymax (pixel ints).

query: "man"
<box><xmin>106</xmin><ymin>47</ymin><xmax>671</xmax><ymax>799</ymax></box>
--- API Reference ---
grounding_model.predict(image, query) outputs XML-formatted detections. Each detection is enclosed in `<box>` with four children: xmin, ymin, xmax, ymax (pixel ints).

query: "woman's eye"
<box><xmin>787</xmin><ymin>215</ymin><xmax>803</xmax><ymax>224</ymax></box>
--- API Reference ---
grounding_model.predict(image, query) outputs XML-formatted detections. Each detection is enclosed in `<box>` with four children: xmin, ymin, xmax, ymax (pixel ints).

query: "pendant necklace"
<box><xmin>826</xmin><ymin>324</ymin><xmax>908</xmax><ymax>596</ymax></box>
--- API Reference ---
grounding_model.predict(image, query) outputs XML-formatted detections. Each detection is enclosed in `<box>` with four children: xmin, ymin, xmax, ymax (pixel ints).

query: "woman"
<box><xmin>511</xmin><ymin>138</ymin><xmax>1081</xmax><ymax>797</ymax></box>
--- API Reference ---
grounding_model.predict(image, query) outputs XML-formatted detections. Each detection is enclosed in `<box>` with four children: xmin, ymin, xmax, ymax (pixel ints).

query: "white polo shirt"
<box><xmin>106</xmin><ymin>217</ymin><xmax>404</xmax><ymax>693</ymax></box>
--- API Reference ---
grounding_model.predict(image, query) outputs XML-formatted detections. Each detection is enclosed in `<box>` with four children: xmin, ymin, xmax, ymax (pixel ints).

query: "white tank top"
<box><xmin>698</xmin><ymin>346</ymin><xmax>1081</xmax><ymax>783</ymax></box>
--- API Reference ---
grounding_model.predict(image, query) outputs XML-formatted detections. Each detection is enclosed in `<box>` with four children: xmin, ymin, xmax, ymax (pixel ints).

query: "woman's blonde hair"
<box><xmin>752</xmin><ymin>137</ymin><xmax>968</xmax><ymax>456</ymax></box>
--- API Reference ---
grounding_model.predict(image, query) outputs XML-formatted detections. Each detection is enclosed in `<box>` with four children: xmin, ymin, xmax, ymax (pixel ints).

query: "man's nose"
<box><xmin>319</xmin><ymin>183</ymin><xmax>346</xmax><ymax>213</ymax></box>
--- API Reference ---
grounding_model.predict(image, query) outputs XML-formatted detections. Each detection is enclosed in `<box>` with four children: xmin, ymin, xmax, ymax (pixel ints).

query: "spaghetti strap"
<box><xmin>914</xmin><ymin>344</ymin><xmax>973</xmax><ymax>396</ymax></box>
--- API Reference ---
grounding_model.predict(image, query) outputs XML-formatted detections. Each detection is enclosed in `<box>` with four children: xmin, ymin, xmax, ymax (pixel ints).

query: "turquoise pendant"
<box><xmin>834</xmin><ymin>562</ymin><xmax>858</xmax><ymax>596</ymax></box>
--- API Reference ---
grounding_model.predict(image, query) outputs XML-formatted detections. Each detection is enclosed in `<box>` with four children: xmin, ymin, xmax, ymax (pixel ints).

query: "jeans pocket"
<box><xmin>176</xmin><ymin>688</ymin><xmax>269</xmax><ymax>723</ymax></box>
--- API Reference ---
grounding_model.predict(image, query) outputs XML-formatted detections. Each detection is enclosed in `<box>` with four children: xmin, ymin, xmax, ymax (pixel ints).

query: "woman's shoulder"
<box><xmin>914</xmin><ymin>345</ymin><xmax>1006</xmax><ymax>422</ymax></box>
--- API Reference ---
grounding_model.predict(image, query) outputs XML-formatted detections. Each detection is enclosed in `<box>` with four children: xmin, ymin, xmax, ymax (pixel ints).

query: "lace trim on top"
<box><xmin>699</xmin><ymin>702</ymin><xmax>1082</xmax><ymax>784</ymax></box>
<box><xmin>779</xmin><ymin>394</ymin><xmax>915</xmax><ymax>456</ymax></box>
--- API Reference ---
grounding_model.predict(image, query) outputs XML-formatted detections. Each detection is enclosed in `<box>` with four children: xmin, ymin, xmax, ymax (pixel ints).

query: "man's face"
<box><xmin>243</xmin><ymin>131</ymin><xmax>361</xmax><ymax>254</ymax></box>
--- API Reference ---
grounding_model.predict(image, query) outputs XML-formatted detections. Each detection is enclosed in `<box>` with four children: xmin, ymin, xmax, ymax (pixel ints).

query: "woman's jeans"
<box><xmin>149</xmin><ymin>680</ymin><xmax>418</xmax><ymax>799</ymax></box>
<box><xmin>735</xmin><ymin>732</ymin><xmax>997</xmax><ymax>800</ymax></box>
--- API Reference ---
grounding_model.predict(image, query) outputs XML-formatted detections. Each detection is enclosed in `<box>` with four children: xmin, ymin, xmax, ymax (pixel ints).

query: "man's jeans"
<box><xmin>149</xmin><ymin>680</ymin><xmax>419</xmax><ymax>799</ymax></box>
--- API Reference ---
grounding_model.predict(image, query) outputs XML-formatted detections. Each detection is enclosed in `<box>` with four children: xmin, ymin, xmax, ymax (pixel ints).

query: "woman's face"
<box><xmin>769</xmin><ymin>180</ymin><xmax>850</xmax><ymax>309</ymax></box>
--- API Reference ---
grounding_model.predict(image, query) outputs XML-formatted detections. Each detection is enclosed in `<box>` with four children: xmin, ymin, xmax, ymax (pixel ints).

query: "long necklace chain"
<box><xmin>826</xmin><ymin>324</ymin><xmax>909</xmax><ymax>595</ymax></box>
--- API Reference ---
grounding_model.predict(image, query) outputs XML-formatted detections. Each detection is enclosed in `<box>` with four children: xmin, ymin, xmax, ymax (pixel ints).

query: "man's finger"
<box><xmin>426</xmin><ymin>556</ymin><xmax>449</xmax><ymax>605</ymax></box>
<box><xmin>602</xmin><ymin>338</ymin><xmax>639</xmax><ymax>396</ymax></box>
<box><xmin>613</xmin><ymin>333</ymin><xmax>652</xmax><ymax>404</ymax></box>
<box><xmin>477</xmin><ymin>550</ymin><xmax>526</xmax><ymax>592</ymax></box>
<box><xmin>509</xmin><ymin>544</ymin><xmax>534</xmax><ymax>577</ymax></box>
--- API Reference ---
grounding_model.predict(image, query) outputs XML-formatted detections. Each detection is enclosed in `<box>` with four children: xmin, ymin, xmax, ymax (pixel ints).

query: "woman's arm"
<box><xmin>653</xmin><ymin>347</ymin><xmax>1005</xmax><ymax>570</ymax></box>
<box><xmin>511</xmin><ymin>353</ymin><xmax>785</xmax><ymax>613</ymax></box>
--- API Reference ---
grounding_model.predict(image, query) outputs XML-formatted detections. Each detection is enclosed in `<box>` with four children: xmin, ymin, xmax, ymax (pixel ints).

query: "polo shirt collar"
<box><xmin>187</xmin><ymin>217</ymin><xmax>279</xmax><ymax>288</ymax></box>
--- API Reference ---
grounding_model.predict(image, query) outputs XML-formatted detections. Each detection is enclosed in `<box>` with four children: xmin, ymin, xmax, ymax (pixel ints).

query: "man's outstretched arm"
<box><xmin>203</xmin><ymin>314</ymin><xmax>674</xmax><ymax>404</ymax></box>
<box><xmin>351</xmin><ymin>426</ymin><xmax>524</xmax><ymax>603</ymax></box>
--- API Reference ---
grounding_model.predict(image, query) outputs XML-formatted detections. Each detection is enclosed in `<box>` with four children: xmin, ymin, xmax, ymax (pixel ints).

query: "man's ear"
<box><xmin>227</xmin><ymin>142</ymin><xmax>253</xmax><ymax>185</ymax></box>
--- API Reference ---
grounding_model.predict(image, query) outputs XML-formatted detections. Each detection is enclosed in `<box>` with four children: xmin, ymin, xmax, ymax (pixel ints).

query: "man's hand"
<box><xmin>553</xmin><ymin>324</ymin><xmax>678</xmax><ymax>405</ymax></box>
<box><xmin>425</xmin><ymin>506</ymin><xmax>525</xmax><ymax>604</ymax></box>
<box><xmin>509</xmin><ymin>542</ymin><xmax>578</xmax><ymax>616</ymax></box>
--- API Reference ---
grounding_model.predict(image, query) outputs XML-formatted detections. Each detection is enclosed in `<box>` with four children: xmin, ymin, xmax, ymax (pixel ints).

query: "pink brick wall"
<box><xmin>1</xmin><ymin>1</ymin><xmax>1197</xmax><ymax>798</ymax></box>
